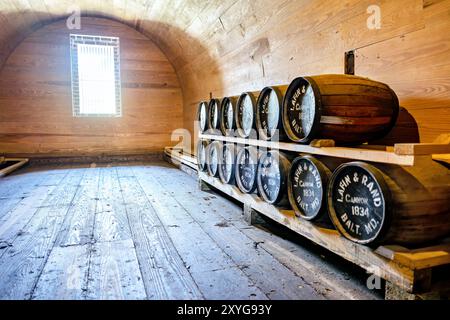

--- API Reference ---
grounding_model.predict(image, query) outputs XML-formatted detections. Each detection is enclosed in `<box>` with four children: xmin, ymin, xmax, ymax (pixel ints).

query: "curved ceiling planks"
<box><xmin>1</xmin><ymin>0</ymin><xmax>449</xmax><ymax>143</ymax></box>
<box><xmin>0</xmin><ymin>0</ymin><xmax>235</xmax><ymax>132</ymax></box>
<box><xmin>0</xmin><ymin>0</ymin><xmax>224</xmax><ymax>71</ymax></box>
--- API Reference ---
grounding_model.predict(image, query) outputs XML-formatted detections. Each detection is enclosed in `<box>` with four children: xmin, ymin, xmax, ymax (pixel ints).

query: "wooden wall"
<box><xmin>0</xmin><ymin>17</ymin><xmax>183</xmax><ymax>157</ymax></box>
<box><xmin>174</xmin><ymin>0</ymin><xmax>450</xmax><ymax>146</ymax></box>
<box><xmin>0</xmin><ymin>1</ymin><xmax>448</xmax><ymax>155</ymax></box>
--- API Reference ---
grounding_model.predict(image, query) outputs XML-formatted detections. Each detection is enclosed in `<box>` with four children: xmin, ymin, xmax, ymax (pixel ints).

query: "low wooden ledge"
<box><xmin>0</xmin><ymin>158</ymin><xmax>29</xmax><ymax>177</ymax></box>
<box><xmin>200</xmin><ymin>134</ymin><xmax>417</xmax><ymax>166</ymax></box>
<box><xmin>11</xmin><ymin>153</ymin><xmax>165</xmax><ymax>166</ymax></box>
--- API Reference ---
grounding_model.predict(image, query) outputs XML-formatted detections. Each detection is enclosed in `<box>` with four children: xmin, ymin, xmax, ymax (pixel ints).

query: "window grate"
<box><xmin>70</xmin><ymin>34</ymin><xmax>122</xmax><ymax>117</ymax></box>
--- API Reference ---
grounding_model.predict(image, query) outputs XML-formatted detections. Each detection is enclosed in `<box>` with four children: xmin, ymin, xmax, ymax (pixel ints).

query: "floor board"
<box><xmin>32</xmin><ymin>244</ymin><xmax>90</xmax><ymax>300</ymax></box>
<box><xmin>117</xmin><ymin>167</ymin><xmax>203</xmax><ymax>300</ymax></box>
<box><xmin>136</xmin><ymin>165</ymin><xmax>323</xmax><ymax>300</ymax></box>
<box><xmin>0</xmin><ymin>168</ymin><xmax>86</xmax><ymax>299</ymax></box>
<box><xmin>0</xmin><ymin>161</ymin><xmax>381</xmax><ymax>300</ymax></box>
<box><xmin>154</xmin><ymin>163</ymin><xmax>379</xmax><ymax>300</ymax></box>
<box><xmin>86</xmin><ymin>239</ymin><xmax>147</xmax><ymax>300</ymax></box>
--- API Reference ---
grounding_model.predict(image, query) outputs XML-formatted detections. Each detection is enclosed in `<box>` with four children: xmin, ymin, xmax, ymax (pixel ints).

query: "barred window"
<box><xmin>70</xmin><ymin>34</ymin><xmax>122</xmax><ymax>117</ymax></box>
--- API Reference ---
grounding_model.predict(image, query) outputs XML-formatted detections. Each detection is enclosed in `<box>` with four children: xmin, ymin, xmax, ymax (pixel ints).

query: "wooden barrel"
<box><xmin>220</xmin><ymin>96</ymin><xmax>238</xmax><ymax>136</ymax></box>
<box><xmin>207</xmin><ymin>98</ymin><xmax>221</xmax><ymax>134</ymax></box>
<box><xmin>197</xmin><ymin>101</ymin><xmax>209</xmax><ymax>133</ymax></box>
<box><xmin>282</xmin><ymin>74</ymin><xmax>399</xmax><ymax>144</ymax></box>
<box><xmin>288</xmin><ymin>155</ymin><xmax>332</xmax><ymax>221</ymax></box>
<box><xmin>256</xmin><ymin>150</ymin><xmax>292</xmax><ymax>206</ymax></box>
<box><xmin>235</xmin><ymin>146</ymin><xmax>259</xmax><ymax>193</ymax></box>
<box><xmin>235</xmin><ymin>91</ymin><xmax>258</xmax><ymax>138</ymax></box>
<box><xmin>219</xmin><ymin>143</ymin><xmax>236</xmax><ymax>184</ymax></box>
<box><xmin>197</xmin><ymin>140</ymin><xmax>209</xmax><ymax>172</ymax></box>
<box><xmin>327</xmin><ymin>161</ymin><xmax>450</xmax><ymax>245</ymax></box>
<box><xmin>256</xmin><ymin>86</ymin><xmax>288</xmax><ymax>141</ymax></box>
<box><xmin>206</xmin><ymin>140</ymin><xmax>222</xmax><ymax>177</ymax></box>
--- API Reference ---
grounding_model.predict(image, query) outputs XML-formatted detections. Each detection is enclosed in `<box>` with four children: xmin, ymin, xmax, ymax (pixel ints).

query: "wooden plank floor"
<box><xmin>0</xmin><ymin>161</ymin><xmax>381</xmax><ymax>300</ymax></box>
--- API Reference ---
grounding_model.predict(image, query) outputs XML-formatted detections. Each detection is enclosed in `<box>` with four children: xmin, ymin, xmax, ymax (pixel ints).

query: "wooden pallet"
<box><xmin>198</xmin><ymin>172</ymin><xmax>450</xmax><ymax>299</ymax></box>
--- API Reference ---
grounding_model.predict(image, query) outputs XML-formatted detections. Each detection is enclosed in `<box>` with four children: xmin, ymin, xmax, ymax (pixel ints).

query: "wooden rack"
<box><xmin>162</xmin><ymin>134</ymin><xmax>450</xmax><ymax>298</ymax></box>
<box><xmin>199</xmin><ymin>134</ymin><xmax>450</xmax><ymax>166</ymax></box>
<box><xmin>191</xmin><ymin>135</ymin><xmax>450</xmax><ymax>299</ymax></box>
<box><xmin>198</xmin><ymin>171</ymin><xmax>450</xmax><ymax>298</ymax></box>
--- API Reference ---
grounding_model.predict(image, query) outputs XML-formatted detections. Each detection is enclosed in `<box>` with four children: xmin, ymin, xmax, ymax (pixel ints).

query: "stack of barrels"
<box><xmin>197</xmin><ymin>74</ymin><xmax>450</xmax><ymax>246</ymax></box>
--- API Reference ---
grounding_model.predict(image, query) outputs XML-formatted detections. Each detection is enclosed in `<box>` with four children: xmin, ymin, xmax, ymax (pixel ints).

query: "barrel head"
<box><xmin>328</xmin><ymin>162</ymin><xmax>390</xmax><ymax>244</ymax></box>
<box><xmin>235</xmin><ymin>146</ymin><xmax>258</xmax><ymax>193</ymax></box>
<box><xmin>236</xmin><ymin>92</ymin><xmax>256</xmax><ymax>138</ymax></box>
<box><xmin>288</xmin><ymin>155</ymin><xmax>329</xmax><ymax>220</ymax></box>
<box><xmin>197</xmin><ymin>101</ymin><xmax>208</xmax><ymax>133</ymax></box>
<box><xmin>256</xmin><ymin>87</ymin><xmax>282</xmax><ymax>141</ymax></box>
<box><xmin>257</xmin><ymin>151</ymin><xmax>284</xmax><ymax>204</ymax></box>
<box><xmin>206</xmin><ymin>141</ymin><xmax>221</xmax><ymax>177</ymax></box>
<box><xmin>219</xmin><ymin>143</ymin><xmax>236</xmax><ymax>184</ymax></box>
<box><xmin>282</xmin><ymin>77</ymin><xmax>320</xmax><ymax>143</ymax></box>
<box><xmin>197</xmin><ymin>140</ymin><xmax>208</xmax><ymax>172</ymax></box>
<box><xmin>220</xmin><ymin>97</ymin><xmax>236</xmax><ymax>136</ymax></box>
<box><xmin>208</xmin><ymin>99</ymin><xmax>220</xmax><ymax>132</ymax></box>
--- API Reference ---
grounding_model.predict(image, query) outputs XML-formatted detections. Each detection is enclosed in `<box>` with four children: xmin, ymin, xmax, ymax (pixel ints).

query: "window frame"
<box><xmin>70</xmin><ymin>34</ymin><xmax>122</xmax><ymax>117</ymax></box>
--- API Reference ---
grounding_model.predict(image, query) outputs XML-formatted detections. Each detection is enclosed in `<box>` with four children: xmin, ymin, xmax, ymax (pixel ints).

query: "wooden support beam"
<box><xmin>309</xmin><ymin>139</ymin><xmax>335</xmax><ymax>148</ymax></box>
<box><xmin>243</xmin><ymin>203</ymin><xmax>265</xmax><ymax>226</ymax></box>
<box><xmin>432</xmin><ymin>154</ymin><xmax>450</xmax><ymax>165</ymax></box>
<box><xmin>376</xmin><ymin>243</ymin><xmax>450</xmax><ymax>270</ymax></box>
<box><xmin>394</xmin><ymin>143</ymin><xmax>450</xmax><ymax>155</ymax></box>
<box><xmin>200</xmin><ymin>134</ymin><xmax>418</xmax><ymax>166</ymax></box>
<box><xmin>198</xmin><ymin>178</ymin><xmax>211</xmax><ymax>192</ymax></box>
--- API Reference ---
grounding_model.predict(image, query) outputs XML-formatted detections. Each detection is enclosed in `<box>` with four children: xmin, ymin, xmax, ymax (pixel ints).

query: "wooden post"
<box><xmin>385</xmin><ymin>282</ymin><xmax>441</xmax><ymax>300</ymax></box>
<box><xmin>198</xmin><ymin>178</ymin><xmax>211</xmax><ymax>192</ymax></box>
<box><xmin>243</xmin><ymin>203</ymin><xmax>264</xmax><ymax>226</ymax></box>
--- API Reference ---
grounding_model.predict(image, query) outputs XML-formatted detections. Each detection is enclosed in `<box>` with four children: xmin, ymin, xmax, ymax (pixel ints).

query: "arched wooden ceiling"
<box><xmin>0</xmin><ymin>0</ymin><xmax>280</xmax><ymax>133</ymax></box>
<box><xmin>1</xmin><ymin>0</ymin><xmax>449</xmax><ymax>143</ymax></box>
<box><xmin>0</xmin><ymin>0</ymin><xmax>238</xmax><ymax>133</ymax></box>
<box><xmin>0</xmin><ymin>0</ymin><xmax>229</xmax><ymax>72</ymax></box>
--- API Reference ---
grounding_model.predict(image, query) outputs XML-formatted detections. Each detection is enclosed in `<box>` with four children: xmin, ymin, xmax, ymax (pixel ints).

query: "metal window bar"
<box><xmin>70</xmin><ymin>34</ymin><xmax>122</xmax><ymax>117</ymax></box>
